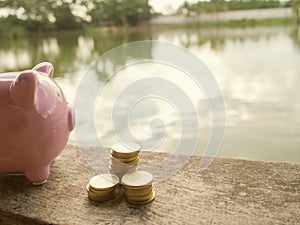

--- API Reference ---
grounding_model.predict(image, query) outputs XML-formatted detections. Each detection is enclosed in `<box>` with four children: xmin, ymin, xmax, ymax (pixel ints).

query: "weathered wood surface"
<box><xmin>0</xmin><ymin>145</ymin><xmax>299</xmax><ymax>225</ymax></box>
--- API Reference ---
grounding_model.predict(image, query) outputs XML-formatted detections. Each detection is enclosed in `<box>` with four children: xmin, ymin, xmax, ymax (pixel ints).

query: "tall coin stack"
<box><xmin>109</xmin><ymin>143</ymin><xmax>141</xmax><ymax>179</ymax></box>
<box><xmin>86</xmin><ymin>174</ymin><xmax>119</xmax><ymax>202</ymax></box>
<box><xmin>122</xmin><ymin>170</ymin><xmax>155</xmax><ymax>205</ymax></box>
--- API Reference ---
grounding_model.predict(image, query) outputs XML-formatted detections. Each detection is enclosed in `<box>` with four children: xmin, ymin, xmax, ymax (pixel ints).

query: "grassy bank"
<box><xmin>151</xmin><ymin>17</ymin><xmax>295</xmax><ymax>30</ymax></box>
<box><xmin>0</xmin><ymin>17</ymin><xmax>296</xmax><ymax>39</ymax></box>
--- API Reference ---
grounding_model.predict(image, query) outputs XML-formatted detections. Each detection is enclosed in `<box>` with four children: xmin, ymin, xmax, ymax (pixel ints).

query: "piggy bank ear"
<box><xmin>10</xmin><ymin>71</ymin><xmax>38</xmax><ymax>108</ymax></box>
<box><xmin>32</xmin><ymin>62</ymin><xmax>54</xmax><ymax>79</ymax></box>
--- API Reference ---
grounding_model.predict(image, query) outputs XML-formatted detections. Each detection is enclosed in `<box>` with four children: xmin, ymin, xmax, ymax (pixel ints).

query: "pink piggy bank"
<box><xmin>0</xmin><ymin>62</ymin><xmax>74</xmax><ymax>184</ymax></box>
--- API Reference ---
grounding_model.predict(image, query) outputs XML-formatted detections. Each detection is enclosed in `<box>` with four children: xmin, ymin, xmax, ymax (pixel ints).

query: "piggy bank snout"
<box><xmin>68</xmin><ymin>104</ymin><xmax>75</xmax><ymax>132</ymax></box>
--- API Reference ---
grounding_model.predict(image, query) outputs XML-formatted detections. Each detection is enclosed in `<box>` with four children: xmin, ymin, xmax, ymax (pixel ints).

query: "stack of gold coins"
<box><xmin>122</xmin><ymin>170</ymin><xmax>155</xmax><ymax>205</ymax></box>
<box><xmin>86</xmin><ymin>174</ymin><xmax>119</xmax><ymax>202</ymax></box>
<box><xmin>109</xmin><ymin>143</ymin><xmax>141</xmax><ymax>178</ymax></box>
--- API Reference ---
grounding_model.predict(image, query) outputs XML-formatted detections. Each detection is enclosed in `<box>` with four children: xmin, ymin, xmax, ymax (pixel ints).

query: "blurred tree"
<box><xmin>177</xmin><ymin>2</ymin><xmax>196</xmax><ymax>17</ymax></box>
<box><xmin>289</xmin><ymin>0</ymin><xmax>300</xmax><ymax>24</ymax></box>
<box><xmin>52</xmin><ymin>2</ymin><xmax>82</xmax><ymax>29</ymax></box>
<box><xmin>88</xmin><ymin>0</ymin><xmax>152</xmax><ymax>26</ymax></box>
<box><xmin>0</xmin><ymin>15</ymin><xmax>27</xmax><ymax>38</ymax></box>
<box><xmin>0</xmin><ymin>0</ymin><xmax>152</xmax><ymax>32</ymax></box>
<box><xmin>290</xmin><ymin>26</ymin><xmax>300</xmax><ymax>49</ymax></box>
<box><xmin>177</xmin><ymin>1</ymin><xmax>201</xmax><ymax>17</ymax></box>
<box><xmin>0</xmin><ymin>0</ymin><xmax>85</xmax><ymax>31</ymax></box>
<box><xmin>226</xmin><ymin>0</ymin><xmax>281</xmax><ymax>11</ymax></box>
<box><xmin>177</xmin><ymin>0</ymin><xmax>227</xmax><ymax>17</ymax></box>
<box><xmin>207</xmin><ymin>0</ymin><xmax>228</xmax><ymax>13</ymax></box>
<box><xmin>177</xmin><ymin>0</ymin><xmax>282</xmax><ymax>17</ymax></box>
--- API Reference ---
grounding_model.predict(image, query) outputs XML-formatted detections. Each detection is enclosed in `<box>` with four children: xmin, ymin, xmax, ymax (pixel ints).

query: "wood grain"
<box><xmin>0</xmin><ymin>145</ymin><xmax>299</xmax><ymax>225</ymax></box>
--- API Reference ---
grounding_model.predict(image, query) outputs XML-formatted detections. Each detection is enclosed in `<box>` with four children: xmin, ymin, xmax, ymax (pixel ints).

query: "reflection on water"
<box><xmin>0</xmin><ymin>29</ymin><xmax>152</xmax><ymax>76</ymax></box>
<box><xmin>0</xmin><ymin>25</ymin><xmax>299</xmax><ymax>163</ymax></box>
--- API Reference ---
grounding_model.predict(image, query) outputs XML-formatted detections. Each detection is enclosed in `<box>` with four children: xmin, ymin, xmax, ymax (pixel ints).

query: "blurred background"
<box><xmin>0</xmin><ymin>0</ymin><xmax>299</xmax><ymax>163</ymax></box>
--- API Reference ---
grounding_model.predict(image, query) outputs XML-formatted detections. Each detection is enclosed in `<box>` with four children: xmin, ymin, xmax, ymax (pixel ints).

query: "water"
<box><xmin>0</xmin><ymin>25</ymin><xmax>299</xmax><ymax>163</ymax></box>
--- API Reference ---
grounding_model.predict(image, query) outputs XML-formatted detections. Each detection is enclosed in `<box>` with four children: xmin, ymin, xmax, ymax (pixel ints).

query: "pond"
<box><xmin>0</xmin><ymin>25</ymin><xmax>299</xmax><ymax>163</ymax></box>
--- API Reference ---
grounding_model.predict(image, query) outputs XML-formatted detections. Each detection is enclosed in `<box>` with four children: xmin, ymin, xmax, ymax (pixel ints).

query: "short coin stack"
<box><xmin>86</xmin><ymin>174</ymin><xmax>119</xmax><ymax>202</ymax></box>
<box><xmin>109</xmin><ymin>143</ymin><xmax>141</xmax><ymax>179</ymax></box>
<box><xmin>122</xmin><ymin>170</ymin><xmax>155</xmax><ymax>205</ymax></box>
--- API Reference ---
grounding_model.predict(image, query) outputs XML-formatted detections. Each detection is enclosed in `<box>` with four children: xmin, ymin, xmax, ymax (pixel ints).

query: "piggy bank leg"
<box><xmin>24</xmin><ymin>165</ymin><xmax>50</xmax><ymax>185</ymax></box>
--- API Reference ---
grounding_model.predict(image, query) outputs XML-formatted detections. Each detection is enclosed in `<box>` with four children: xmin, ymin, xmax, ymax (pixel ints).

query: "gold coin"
<box><xmin>110</xmin><ymin>157</ymin><xmax>138</xmax><ymax>165</ymax></box>
<box><xmin>126</xmin><ymin>192</ymin><xmax>156</xmax><ymax>205</ymax></box>
<box><xmin>122</xmin><ymin>170</ymin><xmax>153</xmax><ymax>187</ymax></box>
<box><xmin>111</xmin><ymin>155</ymin><xmax>139</xmax><ymax>163</ymax></box>
<box><xmin>88</xmin><ymin>192</ymin><xmax>117</xmax><ymax>202</ymax></box>
<box><xmin>126</xmin><ymin>190</ymin><xmax>155</xmax><ymax>202</ymax></box>
<box><xmin>126</xmin><ymin>157</ymin><xmax>139</xmax><ymax>166</ymax></box>
<box><xmin>110</xmin><ymin>157</ymin><xmax>139</xmax><ymax>167</ymax></box>
<box><xmin>86</xmin><ymin>184</ymin><xmax>117</xmax><ymax>195</ymax></box>
<box><xmin>112</xmin><ymin>142</ymin><xmax>141</xmax><ymax>153</ymax></box>
<box><xmin>87</xmin><ymin>189</ymin><xmax>118</xmax><ymax>198</ymax></box>
<box><xmin>89</xmin><ymin>174</ymin><xmax>119</xmax><ymax>191</ymax></box>
<box><xmin>124</xmin><ymin>188</ymin><xmax>154</xmax><ymax>199</ymax></box>
<box><xmin>111</xmin><ymin>149</ymin><xmax>139</xmax><ymax>158</ymax></box>
<box><xmin>122</xmin><ymin>183</ymin><xmax>153</xmax><ymax>192</ymax></box>
<box><xmin>111</xmin><ymin>143</ymin><xmax>141</xmax><ymax>157</ymax></box>
<box><xmin>111</xmin><ymin>151</ymin><xmax>139</xmax><ymax>159</ymax></box>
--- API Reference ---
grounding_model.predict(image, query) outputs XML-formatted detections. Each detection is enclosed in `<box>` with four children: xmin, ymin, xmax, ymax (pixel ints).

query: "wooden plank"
<box><xmin>0</xmin><ymin>145</ymin><xmax>299</xmax><ymax>225</ymax></box>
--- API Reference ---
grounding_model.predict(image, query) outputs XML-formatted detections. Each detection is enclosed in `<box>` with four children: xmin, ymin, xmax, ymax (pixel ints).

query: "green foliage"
<box><xmin>0</xmin><ymin>0</ymin><xmax>295</xmax><ymax>34</ymax></box>
<box><xmin>89</xmin><ymin>0</ymin><xmax>152</xmax><ymax>26</ymax></box>
<box><xmin>280</xmin><ymin>0</ymin><xmax>300</xmax><ymax>24</ymax></box>
<box><xmin>0</xmin><ymin>0</ymin><xmax>152</xmax><ymax>35</ymax></box>
<box><xmin>226</xmin><ymin>0</ymin><xmax>281</xmax><ymax>11</ymax></box>
<box><xmin>0</xmin><ymin>16</ymin><xmax>27</xmax><ymax>38</ymax></box>
<box><xmin>52</xmin><ymin>2</ymin><xmax>83</xmax><ymax>30</ymax></box>
<box><xmin>177</xmin><ymin>0</ymin><xmax>283</xmax><ymax>17</ymax></box>
<box><xmin>288</xmin><ymin>0</ymin><xmax>300</xmax><ymax>24</ymax></box>
<box><xmin>0</xmin><ymin>0</ymin><xmax>87</xmax><ymax>32</ymax></box>
<box><xmin>177</xmin><ymin>0</ymin><xmax>228</xmax><ymax>17</ymax></box>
